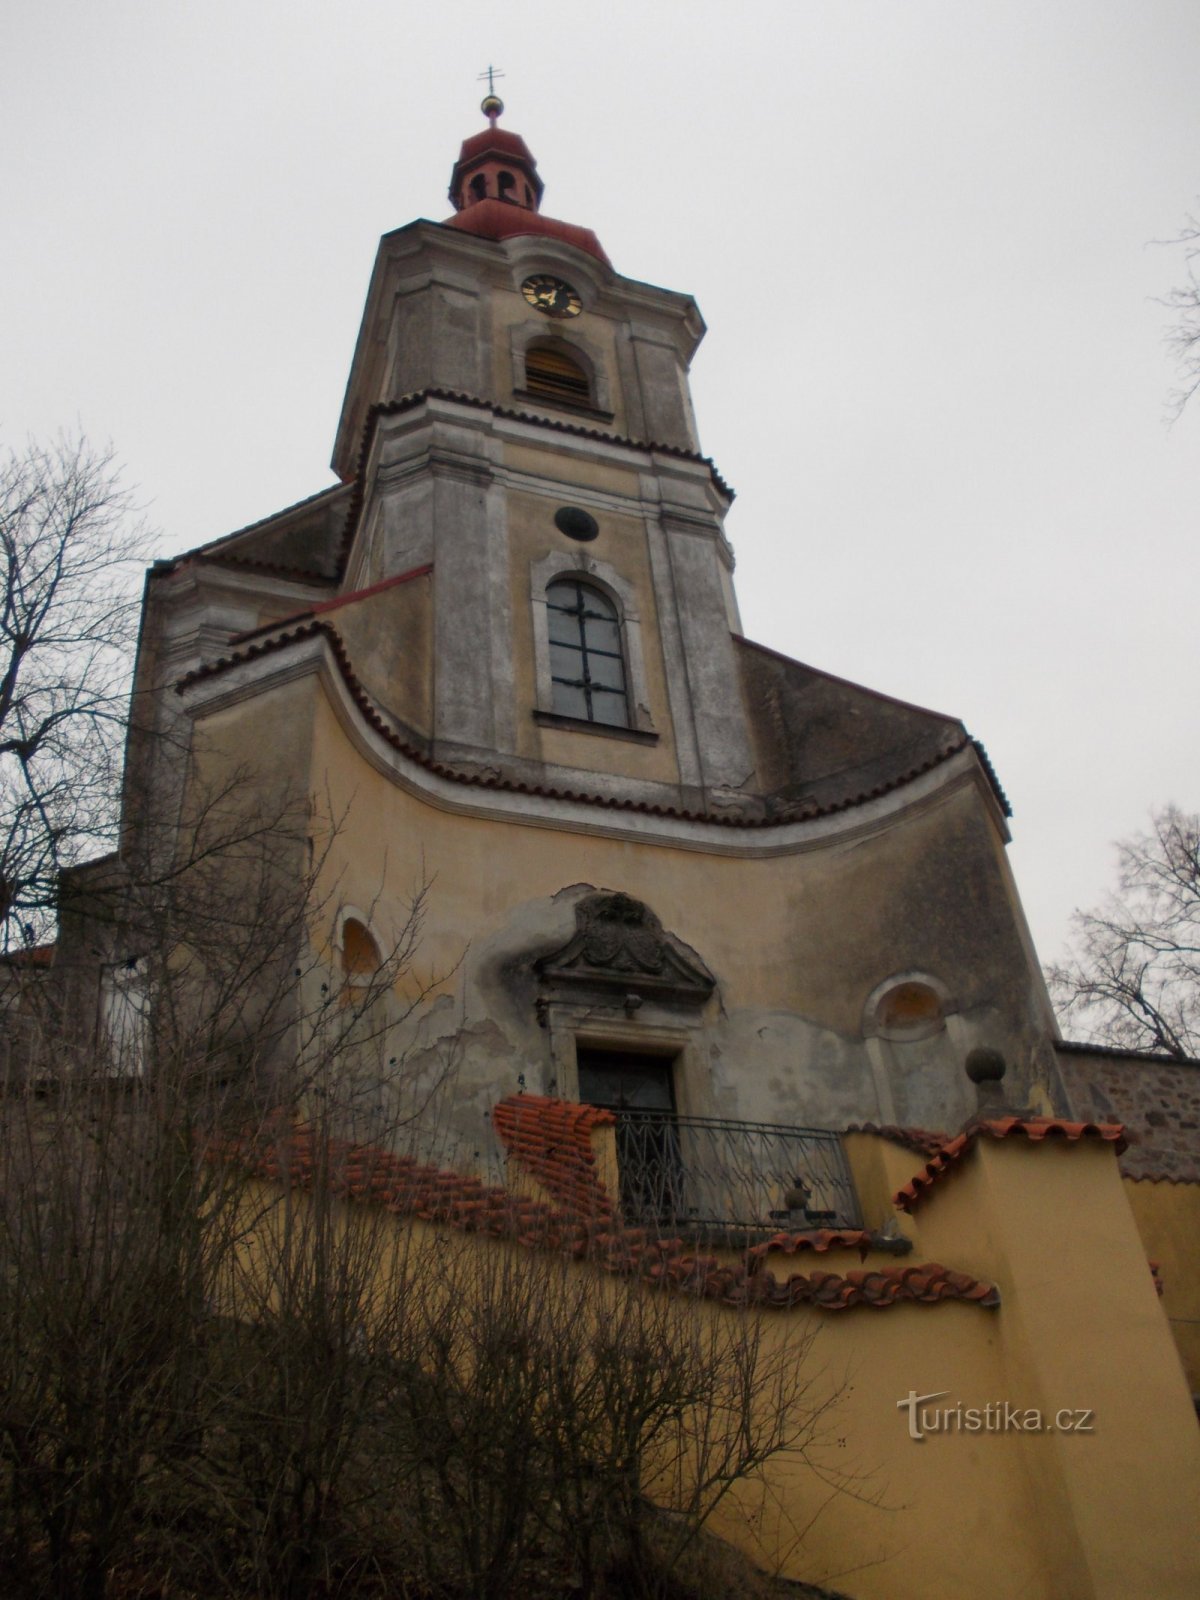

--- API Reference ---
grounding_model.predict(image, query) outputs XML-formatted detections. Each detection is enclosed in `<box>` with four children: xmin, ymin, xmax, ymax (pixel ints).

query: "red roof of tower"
<box><xmin>444</xmin><ymin>98</ymin><xmax>610</xmax><ymax>268</ymax></box>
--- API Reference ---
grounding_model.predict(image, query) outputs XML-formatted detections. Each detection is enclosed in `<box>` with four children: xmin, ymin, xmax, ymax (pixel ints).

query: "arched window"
<box><xmin>101</xmin><ymin>955</ymin><xmax>149</xmax><ymax>1076</ymax></box>
<box><xmin>340</xmin><ymin>917</ymin><xmax>381</xmax><ymax>1005</ymax></box>
<box><xmin>546</xmin><ymin>580</ymin><xmax>628</xmax><ymax>726</ymax></box>
<box><xmin>525</xmin><ymin>345</ymin><xmax>591</xmax><ymax>405</ymax></box>
<box><xmin>874</xmin><ymin>980</ymin><xmax>945</xmax><ymax>1042</ymax></box>
<box><xmin>469</xmin><ymin>173</ymin><xmax>487</xmax><ymax>202</ymax></box>
<box><xmin>498</xmin><ymin>170</ymin><xmax>516</xmax><ymax>201</ymax></box>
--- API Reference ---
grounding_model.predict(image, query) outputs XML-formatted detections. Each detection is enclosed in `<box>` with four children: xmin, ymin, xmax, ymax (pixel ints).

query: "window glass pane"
<box><xmin>590</xmin><ymin>687</ymin><xmax>629</xmax><ymax>726</ymax></box>
<box><xmin>547</xmin><ymin>604</ymin><xmax>580</xmax><ymax>646</ymax></box>
<box><xmin>581</xmin><ymin>612</ymin><xmax>620</xmax><ymax>653</ymax></box>
<box><xmin>584</xmin><ymin>650</ymin><xmax>625</xmax><ymax>691</ymax></box>
<box><xmin>549</xmin><ymin>641</ymin><xmax>582</xmax><ymax>680</ymax></box>
<box><xmin>551</xmin><ymin>681</ymin><xmax>588</xmax><ymax>719</ymax></box>
<box><xmin>578</xmin><ymin>587</ymin><xmax>615</xmax><ymax>616</ymax></box>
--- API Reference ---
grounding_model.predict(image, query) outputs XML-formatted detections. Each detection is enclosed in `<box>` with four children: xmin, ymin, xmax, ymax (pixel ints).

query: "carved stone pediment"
<box><xmin>536</xmin><ymin>892</ymin><xmax>715</xmax><ymax>1009</ymax></box>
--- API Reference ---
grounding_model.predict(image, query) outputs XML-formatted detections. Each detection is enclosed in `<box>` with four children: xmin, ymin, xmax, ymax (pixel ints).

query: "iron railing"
<box><xmin>606</xmin><ymin>1110</ymin><xmax>861</xmax><ymax>1239</ymax></box>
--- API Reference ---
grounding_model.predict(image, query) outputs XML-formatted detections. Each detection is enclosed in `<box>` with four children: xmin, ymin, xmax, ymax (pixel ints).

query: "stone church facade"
<box><xmin>40</xmin><ymin>100</ymin><xmax>1200</xmax><ymax>1599</ymax></box>
<box><xmin>96</xmin><ymin>102</ymin><xmax>1070</xmax><ymax>1172</ymax></box>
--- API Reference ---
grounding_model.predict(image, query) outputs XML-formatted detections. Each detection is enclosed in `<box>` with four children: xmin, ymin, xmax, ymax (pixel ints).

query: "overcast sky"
<box><xmin>3</xmin><ymin>0</ymin><xmax>1197</xmax><ymax>970</ymax></box>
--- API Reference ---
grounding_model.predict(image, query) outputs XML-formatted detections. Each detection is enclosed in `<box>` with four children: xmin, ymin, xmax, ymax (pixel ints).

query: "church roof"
<box><xmin>442</xmin><ymin>200</ymin><xmax>611</xmax><ymax>266</ymax></box>
<box><xmin>733</xmin><ymin>634</ymin><xmax>1009</xmax><ymax>819</ymax></box>
<box><xmin>443</xmin><ymin>103</ymin><xmax>610</xmax><ymax>265</ymax></box>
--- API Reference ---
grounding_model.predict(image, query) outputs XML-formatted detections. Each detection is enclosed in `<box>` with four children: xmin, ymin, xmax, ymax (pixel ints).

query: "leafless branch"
<box><xmin>0</xmin><ymin>435</ymin><xmax>153</xmax><ymax>949</ymax></box>
<box><xmin>1046</xmin><ymin>805</ymin><xmax>1200</xmax><ymax>1058</ymax></box>
<box><xmin>1158</xmin><ymin>211</ymin><xmax>1200</xmax><ymax>423</ymax></box>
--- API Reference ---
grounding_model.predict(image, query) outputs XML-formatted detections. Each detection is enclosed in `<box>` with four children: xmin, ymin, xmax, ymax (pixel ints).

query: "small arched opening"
<box><xmin>525</xmin><ymin>344</ymin><xmax>591</xmax><ymax>405</ymax></box>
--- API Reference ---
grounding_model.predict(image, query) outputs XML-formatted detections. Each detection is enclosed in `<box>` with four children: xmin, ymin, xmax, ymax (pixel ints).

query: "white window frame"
<box><xmin>530</xmin><ymin>551</ymin><xmax>655</xmax><ymax>735</ymax></box>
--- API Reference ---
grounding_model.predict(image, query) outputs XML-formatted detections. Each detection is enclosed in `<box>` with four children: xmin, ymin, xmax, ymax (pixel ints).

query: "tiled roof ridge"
<box><xmin>1120</xmin><ymin>1168</ymin><xmax>1200</xmax><ymax>1185</ymax></box>
<box><xmin>844</xmin><ymin>1122</ymin><xmax>950</xmax><ymax>1158</ymax></box>
<box><xmin>893</xmin><ymin>1116</ymin><xmax>1128</xmax><ymax>1214</ymax></box>
<box><xmin>1055</xmin><ymin>1037</ymin><xmax>1200</xmax><ymax>1067</ymax></box>
<box><xmin>334</xmin><ymin>388</ymin><xmax>736</xmax><ymax>575</ymax></box>
<box><xmin>746</xmin><ymin>1228</ymin><xmax>878</xmax><ymax>1259</ymax></box>
<box><xmin>174</xmin><ymin>619</ymin><xmax>973</xmax><ymax>828</ymax></box>
<box><xmin>730</xmin><ymin>637</ymin><xmax>1011</xmax><ymax>819</ymax></box>
<box><xmin>971</xmin><ymin>1115</ymin><xmax>1128</xmax><ymax>1150</ymax></box>
<box><xmin>734</xmin><ymin>633</ymin><xmax>961</xmax><ymax>725</ymax></box>
<box><xmin>969</xmin><ymin>738</ymin><xmax>1011</xmax><ymax>818</ymax></box>
<box><xmin>205</xmin><ymin>1098</ymin><xmax>1000</xmax><ymax>1313</ymax></box>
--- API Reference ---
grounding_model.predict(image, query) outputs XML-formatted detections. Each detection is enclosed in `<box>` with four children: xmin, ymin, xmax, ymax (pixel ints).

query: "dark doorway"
<box><xmin>576</xmin><ymin>1048</ymin><xmax>685</xmax><ymax>1228</ymax></box>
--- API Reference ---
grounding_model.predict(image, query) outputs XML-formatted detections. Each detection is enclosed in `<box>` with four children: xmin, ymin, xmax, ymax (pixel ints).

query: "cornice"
<box><xmin>337</xmin><ymin>386</ymin><xmax>734</xmax><ymax>577</ymax></box>
<box><xmin>176</xmin><ymin>621</ymin><xmax>999</xmax><ymax>860</ymax></box>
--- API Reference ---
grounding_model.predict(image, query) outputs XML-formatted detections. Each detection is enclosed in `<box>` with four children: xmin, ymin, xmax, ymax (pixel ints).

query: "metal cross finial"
<box><xmin>477</xmin><ymin>65</ymin><xmax>505</xmax><ymax>125</ymax></box>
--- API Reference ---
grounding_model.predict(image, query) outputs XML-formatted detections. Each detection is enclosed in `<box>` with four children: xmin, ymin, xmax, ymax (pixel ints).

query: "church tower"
<box><xmin>121</xmin><ymin>97</ymin><xmax>1065</xmax><ymax>1160</ymax></box>
<box><xmin>328</xmin><ymin>93</ymin><xmax>754</xmax><ymax>811</ymax></box>
<box><xmin>45</xmin><ymin>98</ymin><xmax>1200</xmax><ymax>1600</ymax></box>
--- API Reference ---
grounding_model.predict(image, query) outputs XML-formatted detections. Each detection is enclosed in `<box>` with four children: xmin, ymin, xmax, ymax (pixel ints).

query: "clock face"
<box><xmin>521</xmin><ymin>274</ymin><xmax>582</xmax><ymax>318</ymax></box>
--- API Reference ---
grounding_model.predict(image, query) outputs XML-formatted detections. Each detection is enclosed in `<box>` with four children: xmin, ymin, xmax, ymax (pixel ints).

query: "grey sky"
<box><xmin>3</xmin><ymin>0</ymin><xmax>1197</xmax><ymax>968</ymax></box>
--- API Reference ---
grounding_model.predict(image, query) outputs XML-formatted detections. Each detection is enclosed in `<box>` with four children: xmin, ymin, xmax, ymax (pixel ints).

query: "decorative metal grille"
<box><xmin>606</xmin><ymin>1110</ymin><xmax>861</xmax><ymax>1239</ymax></box>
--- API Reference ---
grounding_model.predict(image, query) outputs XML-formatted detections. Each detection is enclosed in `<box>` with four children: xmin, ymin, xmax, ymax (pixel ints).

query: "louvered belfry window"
<box><xmin>546</xmin><ymin>580</ymin><xmax>629</xmax><ymax>726</ymax></box>
<box><xmin>525</xmin><ymin>345</ymin><xmax>591</xmax><ymax>404</ymax></box>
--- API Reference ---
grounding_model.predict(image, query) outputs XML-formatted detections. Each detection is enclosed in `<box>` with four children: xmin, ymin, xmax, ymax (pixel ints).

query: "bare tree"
<box><xmin>0</xmin><ymin>775</ymin><xmax>843</xmax><ymax>1597</ymax></box>
<box><xmin>1161</xmin><ymin>210</ymin><xmax>1200</xmax><ymax>422</ymax></box>
<box><xmin>0</xmin><ymin>780</ymin><xmax>454</xmax><ymax>1599</ymax></box>
<box><xmin>1047</xmin><ymin>805</ymin><xmax>1200</xmax><ymax>1060</ymax></box>
<box><xmin>0</xmin><ymin>435</ymin><xmax>152</xmax><ymax>951</ymax></box>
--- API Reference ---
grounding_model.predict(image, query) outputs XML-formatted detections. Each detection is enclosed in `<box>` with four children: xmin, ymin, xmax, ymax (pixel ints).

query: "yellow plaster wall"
<box><xmin>328</xmin><ymin>570</ymin><xmax>434</xmax><ymax>739</ymax></box>
<box><xmin>503</xmin><ymin>444</ymin><xmax>638</xmax><ymax>498</ymax></box>
<box><xmin>188</xmin><ymin>677</ymin><xmax>317</xmax><ymax>822</ymax></box>
<box><xmin>840</xmin><ymin>1132</ymin><xmax>920</xmax><ymax>1240</ymax></box>
<box><xmin>222</xmin><ymin>1130</ymin><xmax>1200</xmax><ymax>1600</ymax></box>
<box><xmin>219</xmin><ymin>1173</ymin><xmax>1043</xmax><ymax>1598</ymax></box>
<box><xmin>892</xmin><ymin>1138</ymin><xmax>1200</xmax><ymax>1600</ymax></box>
<box><xmin>1123</xmin><ymin>1176</ymin><xmax>1200</xmax><ymax>1394</ymax></box>
<box><xmin>303</xmin><ymin>684</ymin><xmax>1035</xmax><ymax>1040</ymax></box>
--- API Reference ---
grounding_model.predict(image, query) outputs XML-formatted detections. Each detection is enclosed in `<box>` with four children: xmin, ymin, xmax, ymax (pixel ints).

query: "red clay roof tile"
<box><xmin>206</xmin><ymin>1095</ymin><xmax>1000</xmax><ymax>1315</ymax></box>
<box><xmin>893</xmin><ymin>1117</ymin><xmax>1127</xmax><ymax>1214</ymax></box>
<box><xmin>444</xmin><ymin>205</ymin><xmax>610</xmax><ymax>267</ymax></box>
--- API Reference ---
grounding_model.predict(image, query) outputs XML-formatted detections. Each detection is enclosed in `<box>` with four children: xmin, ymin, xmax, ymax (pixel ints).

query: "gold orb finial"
<box><xmin>477</xmin><ymin>65</ymin><xmax>505</xmax><ymax>125</ymax></box>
